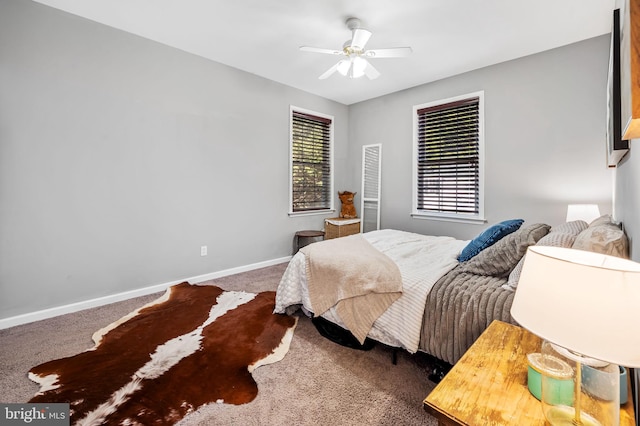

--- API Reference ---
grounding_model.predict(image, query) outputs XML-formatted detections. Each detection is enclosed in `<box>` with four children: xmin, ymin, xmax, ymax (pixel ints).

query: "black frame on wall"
<box><xmin>607</xmin><ymin>8</ymin><xmax>629</xmax><ymax>167</ymax></box>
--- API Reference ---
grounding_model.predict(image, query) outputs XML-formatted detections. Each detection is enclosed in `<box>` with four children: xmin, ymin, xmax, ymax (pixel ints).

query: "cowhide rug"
<box><xmin>28</xmin><ymin>283</ymin><xmax>297</xmax><ymax>425</ymax></box>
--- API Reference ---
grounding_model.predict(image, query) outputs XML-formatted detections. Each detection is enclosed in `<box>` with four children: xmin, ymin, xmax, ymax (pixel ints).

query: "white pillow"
<box><xmin>572</xmin><ymin>223</ymin><xmax>629</xmax><ymax>259</ymax></box>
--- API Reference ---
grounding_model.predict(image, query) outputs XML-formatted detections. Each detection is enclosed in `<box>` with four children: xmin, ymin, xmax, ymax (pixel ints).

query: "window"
<box><xmin>412</xmin><ymin>92</ymin><xmax>484</xmax><ymax>223</ymax></box>
<box><xmin>289</xmin><ymin>106</ymin><xmax>334</xmax><ymax>214</ymax></box>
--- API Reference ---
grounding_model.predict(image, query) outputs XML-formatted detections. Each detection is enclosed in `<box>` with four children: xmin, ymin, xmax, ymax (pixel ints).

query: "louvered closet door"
<box><xmin>361</xmin><ymin>144</ymin><xmax>381</xmax><ymax>233</ymax></box>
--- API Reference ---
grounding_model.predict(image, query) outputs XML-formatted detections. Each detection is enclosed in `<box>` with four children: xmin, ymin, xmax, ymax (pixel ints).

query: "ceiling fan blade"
<box><xmin>300</xmin><ymin>46</ymin><xmax>344</xmax><ymax>56</ymax></box>
<box><xmin>363</xmin><ymin>60</ymin><xmax>380</xmax><ymax>80</ymax></box>
<box><xmin>318</xmin><ymin>62</ymin><xmax>341</xmax><ymax>80</ymax></box>
<box><xmin>364</xmin><ymin>47</ymin><xmax>413</xmax><ymax>58</ymax></box>
<box><xmin>351</xmin><ymin>28</ymin><xmax>372</xmax><ymax>50</ymax></box>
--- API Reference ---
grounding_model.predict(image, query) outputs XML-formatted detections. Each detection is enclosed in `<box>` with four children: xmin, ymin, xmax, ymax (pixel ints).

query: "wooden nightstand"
<box><xmin>423</xmin><ymin>320</ymin><xmax>636</xmax><ymax>425</ymax></box>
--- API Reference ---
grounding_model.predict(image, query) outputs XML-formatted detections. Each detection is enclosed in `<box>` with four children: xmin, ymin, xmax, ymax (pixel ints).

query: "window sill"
<box><xmin>288</xmin><ymin>210</ymin><xmax>335</xmax><ymax>218</ymax></box>
<box><xmin>411</xmin><ymin>212</ymin><xmax>486</xmax><ymax>225</ymax></box>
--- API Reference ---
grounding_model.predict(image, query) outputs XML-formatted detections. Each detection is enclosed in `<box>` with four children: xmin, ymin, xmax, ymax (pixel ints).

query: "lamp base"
<box><xmin>546</xmin><ymin>405</ymin><xmax>601</xmax><ymax>426</ymax></box>
<box><xmin>540</xmin><ymin>342</ymin><xmax>619</xmax><ymax>426</ymax></box>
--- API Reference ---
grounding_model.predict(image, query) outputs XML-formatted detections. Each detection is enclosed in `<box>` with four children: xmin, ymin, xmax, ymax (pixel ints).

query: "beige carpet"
<box><xmin>0</xmin><ymin>263</ymin><xmax>439</xmax><ymax>425</ymax></box>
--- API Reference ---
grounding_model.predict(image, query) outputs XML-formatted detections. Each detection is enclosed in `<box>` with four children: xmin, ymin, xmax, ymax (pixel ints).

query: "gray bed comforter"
<box><xmin>419</xmin><ymin>223</ymin><xmax>550</xmax><ymax>364</ymax></box>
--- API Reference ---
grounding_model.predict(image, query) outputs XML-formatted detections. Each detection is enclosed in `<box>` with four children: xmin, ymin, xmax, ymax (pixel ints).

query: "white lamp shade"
<box><xmin>566</xmin><ymin>204</ymin><xmax>601</xmax><ymax>223</ymax></box>
<box><xmin>337</xmin><ymin>60</ymin><xmax>350</xmax><ymax>76</ymax></box>
<box><xmin>511</xmin><ymin>246</ymin><xmax>640</xmax><ymax>367</ymax></box>
<box><xmin>351</xmin><ymin>57</ymin><xmax>366</xmax><ymax>78</ymax></box>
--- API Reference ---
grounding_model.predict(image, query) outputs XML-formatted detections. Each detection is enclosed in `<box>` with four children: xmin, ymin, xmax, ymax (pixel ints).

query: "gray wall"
<box><xmin>614</xmin><ymin>142</ymin><xmax>640</xmax><ymax>260</ymax></box>
<box><xmin>0</xmin><ymin>0</ymin><xmax>619</xmax><ymax>323</ymax></box>
<box><xmin>0</xmin><ymin>0</ymin><xmax>348</xmax><ymax>319</ymax></box>
<box><xmin>347</xmin><ymin>35</ymin><xmax>613</xmax><ymax>240</ymax></box>
<box><xmin>615</xmin><ymin>145</ymin><xmax>640</xmax><ymax>426</ymax></box>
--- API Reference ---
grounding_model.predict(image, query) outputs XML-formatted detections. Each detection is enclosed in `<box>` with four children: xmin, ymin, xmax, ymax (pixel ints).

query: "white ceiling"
<box><xmin>33</xmin><ymin>0</ymin><xmax>616</xmax><ymax>105</ymax></box>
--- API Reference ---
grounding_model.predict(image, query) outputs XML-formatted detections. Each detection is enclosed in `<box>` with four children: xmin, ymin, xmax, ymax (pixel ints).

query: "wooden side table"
<box><xmin>294</xmin><ymin>230</ymin><xmax>324</xmax><ymax>254</ymax></box>
<box><xmin>423</xmin><ymin>320</ymin><xmax>636</xmax><ymax>425</ymax></box>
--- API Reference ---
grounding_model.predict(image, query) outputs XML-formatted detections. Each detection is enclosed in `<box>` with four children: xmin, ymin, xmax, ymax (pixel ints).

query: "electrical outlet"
<box><xmin>200</xmin><ymin>246</ymin><xmax>207</xmax><ymax>256</ymax></box>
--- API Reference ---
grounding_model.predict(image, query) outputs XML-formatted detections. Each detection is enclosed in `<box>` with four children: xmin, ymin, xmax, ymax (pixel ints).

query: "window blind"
<box><xmin>291</xmin><ymin>110</ymin><xmax>332</xmax><ymax>212</ymax></box>
<box><xmin>416</xmin><ymin>97</ymin><xmax>480</xmax><ymax>214</ymax></box>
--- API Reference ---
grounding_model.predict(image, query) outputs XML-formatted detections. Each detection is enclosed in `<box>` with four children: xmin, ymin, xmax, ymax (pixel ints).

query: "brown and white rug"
<box><xmin>28</xmin><ymin>283</ymin><xmax>297</xmax><ymax>425</ymax></box>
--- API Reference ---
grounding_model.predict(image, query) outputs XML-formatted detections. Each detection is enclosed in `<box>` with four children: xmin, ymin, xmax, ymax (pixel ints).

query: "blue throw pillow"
<box><xmin>457</xmin><ymin>219</ymin><xmax>524</xmax><ymax>262</ymax></box>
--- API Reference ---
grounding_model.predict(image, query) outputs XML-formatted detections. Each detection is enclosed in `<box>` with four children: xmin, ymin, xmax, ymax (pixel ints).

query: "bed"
<box><xmin>274</xmin><ymin>216</ymin><xmax>628</xmax><ymax>365</ymax></box>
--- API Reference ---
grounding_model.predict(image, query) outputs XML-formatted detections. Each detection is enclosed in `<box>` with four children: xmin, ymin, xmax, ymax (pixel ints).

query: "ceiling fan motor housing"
<box><xmin>346</xmin><ymin>17</ymin><xmax>361</xmax><ymax>31</ymax></box>
<box><xmin>343</xmin><ymin>40</ymin><xmax>363</xmax><ymax>55</ymax></box>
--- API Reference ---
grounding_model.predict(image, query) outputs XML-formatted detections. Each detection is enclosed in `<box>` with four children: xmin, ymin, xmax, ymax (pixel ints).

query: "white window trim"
<box><xmin>411</xmin><ymin>91</ymin><xmax>486</xmax><ymax>224</ymax></box>
<box><xmin>288</xmin><ymin>105</ymin><xmax>335</xmax><ymax>217</ymax></box>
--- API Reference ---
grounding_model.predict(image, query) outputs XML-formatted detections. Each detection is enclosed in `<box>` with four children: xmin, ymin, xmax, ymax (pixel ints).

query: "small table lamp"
<box><xmin>511</xmin><ymin>246</ymin><xmax>640</xmax><ymax>425</ymax></box>
<box><xmin>566</xmin><ymin>204</ymin><xmax>601</xmax><ymax>223</ymax></box>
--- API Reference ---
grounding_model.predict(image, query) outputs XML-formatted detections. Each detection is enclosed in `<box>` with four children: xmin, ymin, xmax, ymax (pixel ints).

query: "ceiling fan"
<box><xmin>300</xmin><ymin>17</ymin><xmax>412</xmax><ymax>80</ymax></box>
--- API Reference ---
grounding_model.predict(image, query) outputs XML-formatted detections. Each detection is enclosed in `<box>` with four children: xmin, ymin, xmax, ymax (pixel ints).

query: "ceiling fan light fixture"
<box><xmin>351</xmin><ymin>56</ymin><xmax>366</xmax><ymax>79</ymax></box>
<box><xmin>337</xmin><ymin>59</ymin><xmax>351</xmax><ymax>76</ymax></box>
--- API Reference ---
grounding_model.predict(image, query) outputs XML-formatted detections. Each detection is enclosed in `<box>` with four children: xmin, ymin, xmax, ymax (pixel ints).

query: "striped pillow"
<box><xmin>549</xmin><ymin>220</ymin><xmax>588</xmax><ymax>236</ymax></box>
<box><xmin>504</xmin><ymin>231</ymin><xmax>577</xmax><ymax>291</ymax></box>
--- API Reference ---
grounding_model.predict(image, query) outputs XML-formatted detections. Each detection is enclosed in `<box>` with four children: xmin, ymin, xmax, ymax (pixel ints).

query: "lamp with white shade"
<box><xmin>511</xmin><ymin>246</ymin><xmax>640</xmax><ymax>425</ymax></box>
<box><xmin>566</xmin><ymin>204</ymin><xmax>601</xmax><ymax>224</ymax></box>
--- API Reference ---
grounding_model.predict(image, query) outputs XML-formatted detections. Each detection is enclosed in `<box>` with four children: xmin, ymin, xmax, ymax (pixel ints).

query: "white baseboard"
<box><xmin>0</xmin><ymin>256</ymin><xmax>291</xmax><ymax>330</ymax></box>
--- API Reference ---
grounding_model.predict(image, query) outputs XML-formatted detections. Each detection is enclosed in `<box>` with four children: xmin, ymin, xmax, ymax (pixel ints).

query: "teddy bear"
<box><xmin>338</xmin><ymin>191</ymin><xmax>357</xmax><ymax>218</ymax></box>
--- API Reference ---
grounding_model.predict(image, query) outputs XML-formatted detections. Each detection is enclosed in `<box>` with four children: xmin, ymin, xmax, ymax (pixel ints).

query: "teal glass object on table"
<box><xmin>527</xmin><ymin>352</ymin><xmax>574</xmax><ymax>405</ymax></box>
